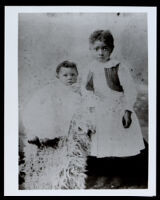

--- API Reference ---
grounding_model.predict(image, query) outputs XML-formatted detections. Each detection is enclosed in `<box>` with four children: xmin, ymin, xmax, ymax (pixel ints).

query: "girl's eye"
<box><xmin>103</xmin><ymin>47</ymin><xmax>109</xmax><ymax>51</ymax></box>
<box><xmin>94</xmin><ymin>47</ymin><xmax>99</xmax><ymax>51</ymax></box>
<box><xmin>71</xmin><ymin>74</ymin><xmax>75</xmax><ymax>76</ymax></box>
<box><xmin>63</xmin><ymin>74</ymin><xmax>68</xmax><ymax>77</ymax></box>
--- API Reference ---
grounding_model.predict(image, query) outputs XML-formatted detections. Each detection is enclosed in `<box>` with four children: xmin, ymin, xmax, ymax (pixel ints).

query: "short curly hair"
<box><xmin>89</xmin><ymin>30</ymin><xmax>114</xmax><ymax>53</ymax></box>
<box><xmin>56</xmin><ymin>60</ymin><xmax>78</xmax><ymax>75</ymax></box>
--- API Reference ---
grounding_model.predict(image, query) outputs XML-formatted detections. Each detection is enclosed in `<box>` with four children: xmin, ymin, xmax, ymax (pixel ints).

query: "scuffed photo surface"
<box><xmin>18</xmin><ymin>13</ymin><xmax>148</xmax><ymax>190</ymax></box>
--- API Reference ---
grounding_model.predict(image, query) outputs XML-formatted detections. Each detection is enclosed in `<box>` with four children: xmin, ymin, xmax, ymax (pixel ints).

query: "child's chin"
<box><xmin>97</xmin><ymin>57</ymin><xmax>107</xmax><ymax>62</ymax></box>
<box><xmin>66</xmin><ymin>82</ymin><xmax>75</xmax><ymax>86</ymax></box>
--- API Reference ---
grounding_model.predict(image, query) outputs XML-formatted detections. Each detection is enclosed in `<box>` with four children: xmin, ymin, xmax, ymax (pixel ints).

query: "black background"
<box><xmin>1</xmin><ymin>0</ymin><xmax>159</xmax><ymax>198</ymax></box>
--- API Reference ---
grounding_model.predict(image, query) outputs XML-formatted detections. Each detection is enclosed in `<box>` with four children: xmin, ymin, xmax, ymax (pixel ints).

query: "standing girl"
<box><xmin>83</xmin><ymin>29</ymin><xmax>145</xmax><ymax>160</ymax></box>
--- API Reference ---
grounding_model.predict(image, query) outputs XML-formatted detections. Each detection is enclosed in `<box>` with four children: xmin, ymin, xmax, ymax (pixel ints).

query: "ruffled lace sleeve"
<box><xmin>118</xmin><ymin>63</ymin><xmax>138</xmax><ymax>112</ymax></box>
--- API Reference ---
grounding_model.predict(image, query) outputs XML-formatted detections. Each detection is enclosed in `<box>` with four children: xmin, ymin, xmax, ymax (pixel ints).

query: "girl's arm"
<box><xmin>118</xmin><ymin>63</ymin><xmax>138</xmax><ymax>112</ymax></box>
<box><xmin>80</xmin><ymin>69</ymin><xmax>94</xmax><ymax>97</ymax></box>
<box><xmin>80</xmin><ymin>69</ymin><xmax>95</xmax><ymax>108</ymax></box>
<box><xmin>81</xmin><ymin>69</ymin><xmax>94</xmax><ymax>91</ymax></box>
<box><xmin>86</xmin><ymin>71</ymin><xmax>94</xmax><ymax>91</ymax></box>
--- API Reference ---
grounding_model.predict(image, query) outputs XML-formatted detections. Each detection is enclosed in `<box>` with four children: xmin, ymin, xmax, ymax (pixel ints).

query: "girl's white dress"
<box><xmin>83</xmin><ymin>59</ymin><xmax>145</xmax><ymax>158</ymax></box>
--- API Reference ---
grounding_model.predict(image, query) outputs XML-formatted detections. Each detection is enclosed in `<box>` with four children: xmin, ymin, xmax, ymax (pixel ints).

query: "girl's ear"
<box><xmin>109</xmin><ymin>45</ymin><xmax>114</xmax><ymax>54</ymax></box>
<box><xmin>56</xmin><ymin>74</ymin><xmax>59</xmax><ymax>79</ymax></box>
<box><xmin>109</xmin><ymin>49</ymin><xmax>113</xmax><ymax>55</ymax></box>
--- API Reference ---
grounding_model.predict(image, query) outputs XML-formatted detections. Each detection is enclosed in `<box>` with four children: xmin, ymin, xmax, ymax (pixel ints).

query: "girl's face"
<box><xmin>90</xmin><ymin>40</ymin><xmax>111</xmax><ymax>63</ymax></box>
<box><xmin>58</xmin><ymin>67</ymin><xmax>78</xmax><ymax>86</ymax></box>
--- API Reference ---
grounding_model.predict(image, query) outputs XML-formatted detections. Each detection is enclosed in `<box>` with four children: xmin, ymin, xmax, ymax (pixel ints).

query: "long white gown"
<box><xmin>83</xmin><ymin>59</ymin><xmax>145</xmax><ymax>158</ymax></box>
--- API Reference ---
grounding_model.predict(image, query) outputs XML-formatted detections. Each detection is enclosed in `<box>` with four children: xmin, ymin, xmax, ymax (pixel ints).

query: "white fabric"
<box><xmin>22</xmin><ymin>81</ymin><xmax>83</xmax><ymax>140</ymax></box>
<box><xmin>83</xmin><ymin>59</ymin><xmax>145</xmax><ymax>157</ymax></box>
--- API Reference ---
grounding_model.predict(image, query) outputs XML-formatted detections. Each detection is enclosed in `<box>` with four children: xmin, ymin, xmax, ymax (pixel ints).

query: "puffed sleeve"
<box><xmin>118</xmin><ymin>63</ymin><xmax>138</xmax><ymax>112</ymax></box>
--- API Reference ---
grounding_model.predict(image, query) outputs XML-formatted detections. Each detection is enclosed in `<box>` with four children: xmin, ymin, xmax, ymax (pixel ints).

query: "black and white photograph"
<box><xmin>4</xmin><ymin>6</ymin><xmax>157</xmax><ymax>196</ymax></box>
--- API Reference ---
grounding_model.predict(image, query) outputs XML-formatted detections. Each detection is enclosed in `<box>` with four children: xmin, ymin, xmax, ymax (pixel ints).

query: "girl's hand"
<box><xmin>40</xmin><ymin>137</ymin><xmax>60</xmax><ymax>148</ymax></box>
<box><xmin>40</xmin><ymin>138</ymin><xmax>48</xmax><ymax>144</ymax></box>
<box><xmin>122</xmin><ymin>110</ymin><xmax>132</xmax><ymax>128</ymax></box>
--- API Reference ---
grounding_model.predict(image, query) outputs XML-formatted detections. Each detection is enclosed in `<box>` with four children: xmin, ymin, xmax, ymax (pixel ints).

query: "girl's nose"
<box><xmin>68</xmin><ymin>75</ymin><xmax>72</xmax><ymax>79</ymax></box>
<box><xmin>98</xmin><ymin>49</ymin><xmax>103</xmax><ymax>56</ymax></box>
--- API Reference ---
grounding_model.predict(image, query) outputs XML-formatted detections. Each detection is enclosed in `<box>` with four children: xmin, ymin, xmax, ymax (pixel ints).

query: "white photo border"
<box><xmin>4</xmin><ymin>6</ymin><xmax>157</xmax><ymax>196</ymax></box>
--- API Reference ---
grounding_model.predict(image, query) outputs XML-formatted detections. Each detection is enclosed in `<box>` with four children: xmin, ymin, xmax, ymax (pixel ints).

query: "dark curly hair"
<box><xmin>89</xmin><ymin>30</ymin><xmax>114</xmax><ymax>53</ymax></box>
<box><xmin>56</xmin><ymin>60</ymin><xmax>78</xmax><ymax>75</ymax></box>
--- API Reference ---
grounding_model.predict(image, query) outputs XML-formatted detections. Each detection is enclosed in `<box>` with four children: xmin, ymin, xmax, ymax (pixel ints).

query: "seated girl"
<box><xmin>20</xmin><ymin>60</ymin><xmax>95</xmax><ymax>189</ymax></box>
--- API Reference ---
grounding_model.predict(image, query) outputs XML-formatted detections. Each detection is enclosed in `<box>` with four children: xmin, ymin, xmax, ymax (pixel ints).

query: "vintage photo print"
<box><xmin>4</xmin><ymin>6</ymin><xmax>156</xmax><ymax>196</ymax></box>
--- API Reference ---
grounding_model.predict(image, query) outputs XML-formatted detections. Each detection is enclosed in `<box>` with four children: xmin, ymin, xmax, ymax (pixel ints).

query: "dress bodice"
<box><xmin>86</xmin><ymin>59</ymin><xmax>124</xmax><ymax>93</ymax></box>
<box><xmin>104</xmin><ymin>65</ymin><xmax>123</xmax><ymax>92</ymax></box>
<box><xmin>86</xmin><ymin>60</ymin><xmax>125</xmax><ymax>110</ymax></box>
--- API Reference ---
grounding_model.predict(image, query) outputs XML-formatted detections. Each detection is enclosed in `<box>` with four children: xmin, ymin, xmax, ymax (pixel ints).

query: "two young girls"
<box><xmin>20</xmin><ymin>30</ymin><xmax>146</xmax><ymax>189</ymax></box>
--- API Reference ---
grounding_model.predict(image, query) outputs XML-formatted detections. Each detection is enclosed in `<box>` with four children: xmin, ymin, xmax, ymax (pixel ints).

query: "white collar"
<box><xmin>92</xmin><ymin>58</ymin><xmax>120</xmax><ymax>69</ymax></box>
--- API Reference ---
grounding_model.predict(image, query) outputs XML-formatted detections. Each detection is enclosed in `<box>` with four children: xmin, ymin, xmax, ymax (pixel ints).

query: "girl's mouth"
<box><xmin>67</xmin><ymin>81</ymin><xmax>74</xmax><ymax>85</ymax></box>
